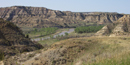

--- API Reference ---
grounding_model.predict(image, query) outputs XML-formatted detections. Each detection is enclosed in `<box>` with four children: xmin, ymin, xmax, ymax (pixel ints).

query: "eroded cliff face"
<box><xmin>95</xmin><ymin>25</ymin><xmax>112</xmax><ymax>36</ymax></box>
<box><xmin>0</xmin><ymin>18</ymin><xmax>43</xmax><ymax>56</ymax></box>
<box><xmin>0</xmin><ymin>6</ymin><xmax>124</xmax><ymax>28</ymax></box>
<box><xmin>95</xmin><ymin>15</ymin><xmax>130</xmax><ymax>37</ymax></box>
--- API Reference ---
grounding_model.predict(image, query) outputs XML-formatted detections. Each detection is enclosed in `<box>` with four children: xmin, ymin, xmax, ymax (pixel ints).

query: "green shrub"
<box><xmin>0</xmin><ymin>51</ymin><xmax>4</xmax><ymax>61</ymax></box>
<box><xmin>65</xmin><ymin>32</ymin><xmax>68</xmax><ymax>36</ymax></box>
<box><xmin>50</xmin><ymin>35</ymin><xmax>53</xmax><ymax>39</ymax></box>
<box><xmin>25</xmin><ymin>34</ymin><xmax>29</xmax><ymax>38</ymax></box>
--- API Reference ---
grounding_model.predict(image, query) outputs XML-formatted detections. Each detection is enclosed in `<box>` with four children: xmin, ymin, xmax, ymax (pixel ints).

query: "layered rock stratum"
<box><xmin>95</xmin><ymin>15</ymin><xmax>130</xmax><ymax>37</ymax></box>
<box><xmin>0</xmin><ymin>6</ymin><xmax>124</xmax><ymax>28</ymax></box>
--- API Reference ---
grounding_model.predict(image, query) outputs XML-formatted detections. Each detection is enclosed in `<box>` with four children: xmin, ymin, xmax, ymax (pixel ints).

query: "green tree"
<box><xmin>40</xmin><ymin>33</ymin><xmax>43</xmax><ymax>36</ymax></box>
<box><xmin>34</xmin><ymin>28</ymin><xmax>37</xmax><ymax>32</ymax></box>
<box><xmin>50</xmin><ymin>35</ymin><xmax>53</xmax><ymax>39</ymax></box>
<box><xmin>0</xmin><ymin>51</ymin><xmax>4</xmax><ymax>61</ymax></box>
<box><xmin>65</xmin><ymin>32</ymin><xmax>68</xmax><ymax>36</ymax></box>
<box><xmin>25</xmin><ymin>34</ymin><xmax>29</xmax><ymax>38</ymax></box>
<box><xmin>75</xmin><ymin>25</ymin><xmax>104</xmax><ymax>33</ymax></box>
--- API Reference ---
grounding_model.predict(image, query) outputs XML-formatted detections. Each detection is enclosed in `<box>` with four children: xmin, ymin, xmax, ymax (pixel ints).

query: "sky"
<box><xmin>0</xmin><ymin>0</ymin><xmax>130</xmax><ymax>14</ymax></box>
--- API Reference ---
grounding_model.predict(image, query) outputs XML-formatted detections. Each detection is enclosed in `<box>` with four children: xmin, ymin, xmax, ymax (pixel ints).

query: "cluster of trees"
<box><xmin>39</xmin><ymin>27</ymin><xmax>58</xmax><ymax>35</ymax></box>
<box><xmin>29</xmin><ymin>27</ymin><xmax>58</xmax><ymax>37</ymax></box>
<box><xmin>75</xmin><ymin>25</ymin><xmax>104</xmax><ymax>33</ymax></box>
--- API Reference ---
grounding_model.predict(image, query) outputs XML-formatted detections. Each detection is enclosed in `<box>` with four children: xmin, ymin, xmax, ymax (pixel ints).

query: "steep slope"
<box><xmin>95</xmin><ymin>15</ymin><xmax>130</xmax><ymax>36</ymax></box>
<box><xmin>110</xmin><ymin>15</ymin><xmax>130</xmax><ymax>36</ymax></box>
<box><xmin>0</xmin><ymin>18</ymin><xmax>43</xmax><ymax>56</ymax></box>
<box><xmin>0</xmin><ymin>6</ymin><xmax>124</xmax><ymax>28</ymax></box>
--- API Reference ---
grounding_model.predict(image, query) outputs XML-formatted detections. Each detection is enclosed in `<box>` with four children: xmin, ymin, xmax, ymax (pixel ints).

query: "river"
<box><xmin>31</xmin><ymin>28</ymin><xmax>74</xmax><ymax>41</ymax></box>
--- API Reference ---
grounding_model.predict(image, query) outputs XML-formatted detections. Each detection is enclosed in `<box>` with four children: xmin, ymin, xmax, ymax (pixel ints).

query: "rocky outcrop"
<box><xmin>0</xmin><ymin>18</ymin><xmax>43</xmax><ymax>56</ymax></box>
<box><xmin>96</xmin><ymin>15</ymin><xmax>130</xmax><ymax>37</ymax></box>
<box><xmin>95</xmin><ymin>25</ymin><xmax>110</xmax><ymax>36</ymax></box>
<box><xmin>0</xmin><ymin>6</ymin><xmax>124</xmax><ymax>28</ymax></box>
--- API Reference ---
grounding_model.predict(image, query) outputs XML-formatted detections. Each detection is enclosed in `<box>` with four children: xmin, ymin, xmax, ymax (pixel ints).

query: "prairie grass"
<box><xmin>51</xmin><ymin>36</ymin><xmax>130</xmax><ymax>65</ymax></box>
<box><xmin>38</xmin><ymin>39</ymin><xmax>59</xmax><ymax>47</ymax></box>
<box><xmin>76</xmin><ymin>37</ymin><xmax>130</xmax><ymax>65</ymax></box>
<box><xmin>10</xmin><ymin>36</ymin><xmax>130</xmax><ymax>65</ymax></box>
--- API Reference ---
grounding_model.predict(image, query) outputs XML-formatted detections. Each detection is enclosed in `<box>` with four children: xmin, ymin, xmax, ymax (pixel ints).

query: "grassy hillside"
<box><xmin>48</xmin><ymin>37</ymin><xmax>130</xmax><ymax>65</ymax></box>
<box><xmin>79</xmin><ymin>37</ymin><xmax>130</xmax><ymax>65</ymax></box>
<box><xmin>8</xmin><ymin>36</ymin><xmax>130</xmax><ymax>65</ymax></box>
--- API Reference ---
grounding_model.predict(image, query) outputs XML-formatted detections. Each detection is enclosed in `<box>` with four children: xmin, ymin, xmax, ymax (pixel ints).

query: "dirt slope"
<box><xmin>0</xmin><ymin>18</ymin><xmax>43</xmax><ymax>56</ymax></box>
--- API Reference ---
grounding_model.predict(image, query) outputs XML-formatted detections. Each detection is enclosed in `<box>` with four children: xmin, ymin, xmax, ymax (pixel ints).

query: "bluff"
<box><xmin>0</xmin><ymin>6</ymin><xmax>124</xmax><ymax>29</ymax></box>
<box><xmin>95</xmin><ymin>15</ymin><xmax>130</xmax><ymax>37</ymax></box>
<box><xmin>0</xmin><ymin>18</ymin><xmax>43</xmax><ymax>56</ymax></box>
